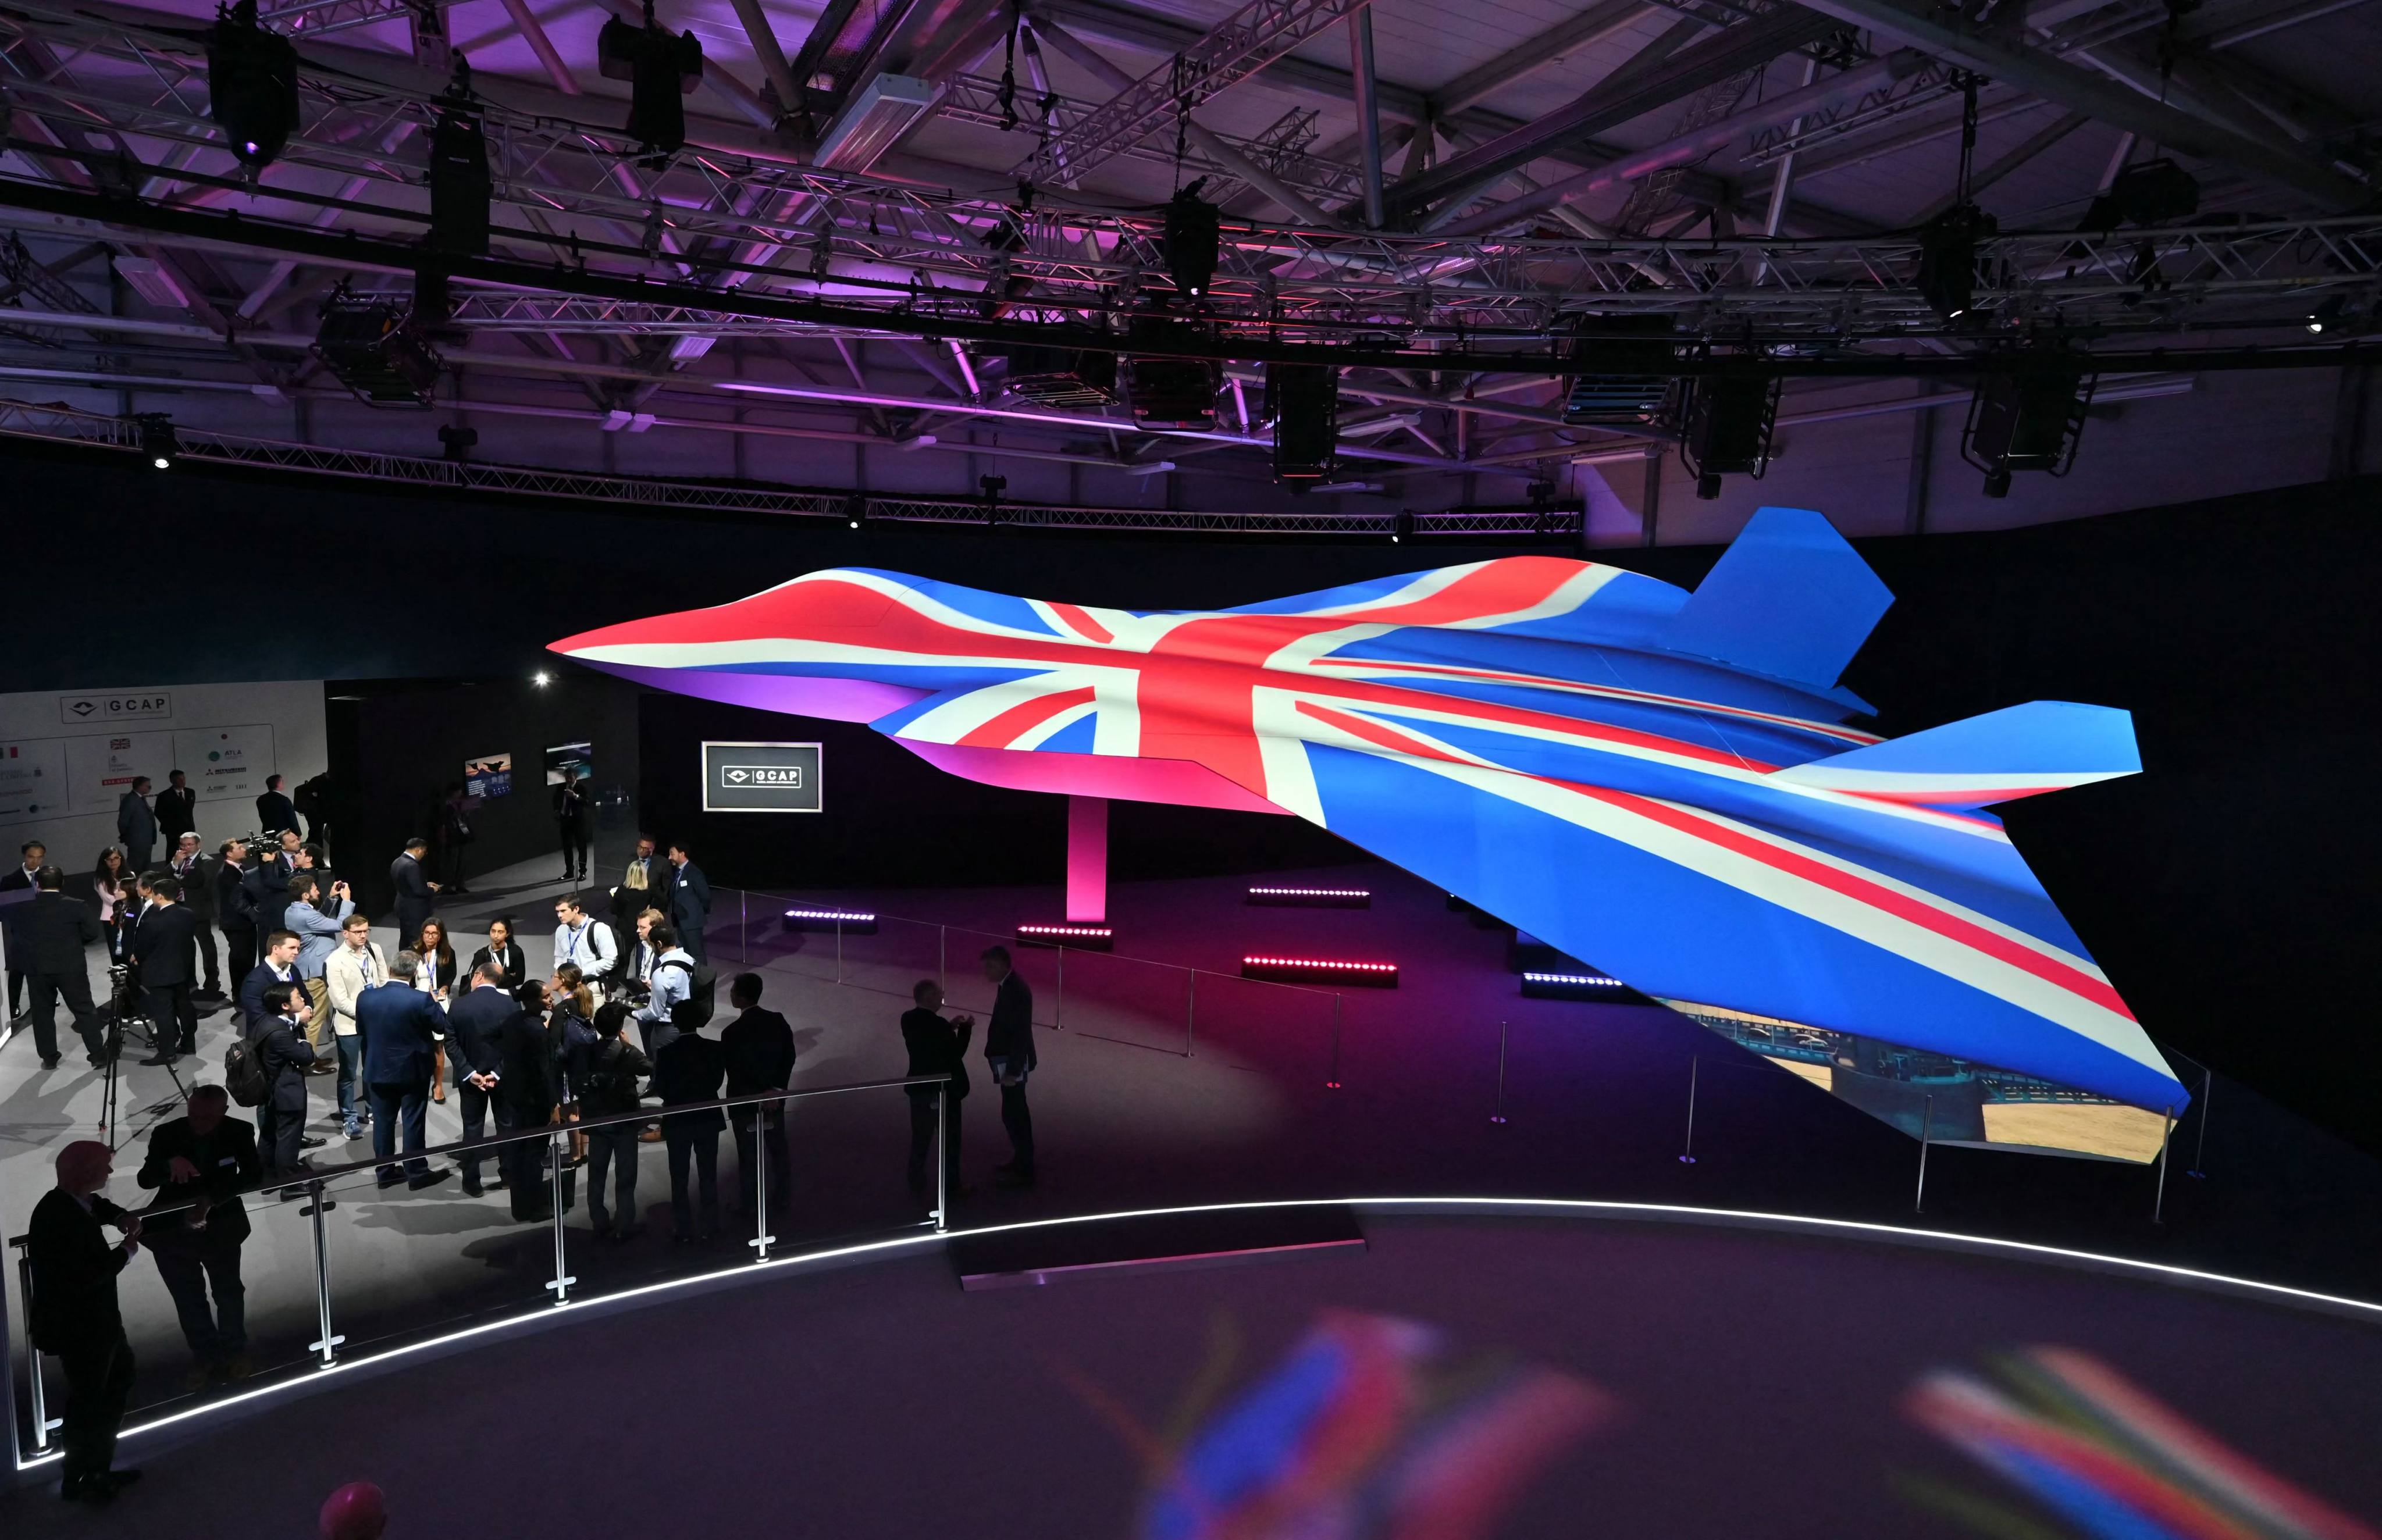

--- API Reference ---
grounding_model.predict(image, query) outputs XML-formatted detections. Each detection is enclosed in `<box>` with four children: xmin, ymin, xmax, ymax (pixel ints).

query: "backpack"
<box><xmin>223</xmin><ymin>1032</ymin><xmax>270</xmax><ymax>1107</ymax></box>
<box><xmin>583</xmin><ymin>1039</ymin><xmax>641</xmax><ymax>1113</ymax></box>
<box><xmin>656</xmin><ymin>958</ymin><xmax>715</xmax><ymax>1033</ymax></box>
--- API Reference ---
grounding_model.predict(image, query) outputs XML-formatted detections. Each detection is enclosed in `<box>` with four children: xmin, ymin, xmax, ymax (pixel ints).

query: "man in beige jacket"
<box><xmin>322</xmin><ymin>914</ymin><xmax>391</xmax><ymax>1143</ymax></box>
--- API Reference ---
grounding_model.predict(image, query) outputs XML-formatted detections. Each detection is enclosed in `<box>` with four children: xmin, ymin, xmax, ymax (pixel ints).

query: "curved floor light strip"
<box><xmin>16</xmin><ymin>1197</ymin><xmax>2380</xmax><ymax>1472</ymax></box>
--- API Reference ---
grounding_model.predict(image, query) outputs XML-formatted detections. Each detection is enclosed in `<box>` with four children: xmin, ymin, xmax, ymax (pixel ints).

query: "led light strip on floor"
<box><xmin>15</xmin><ymin>1196</ymin><xmax>2379</xmax><ymax>1474</ymax></box>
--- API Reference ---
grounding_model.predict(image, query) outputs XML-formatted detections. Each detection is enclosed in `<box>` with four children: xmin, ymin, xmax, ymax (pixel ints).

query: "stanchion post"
<box><xmin>2188</xmin><ymin>1070</ymin><xmax>2211</xmax><ymax>1179</ymax></box>
<box><xmin>750</xmin><ymin>1096</ymin><xmax>778</xmax><ymax>1261</ymax></box>
<box><xmin>933</xmin><ymin>1083</ymin><xmax>949</xmax><ymax>1234</ymax></box>
<box><xmin>1490</xmin><ymin>1019</ymin><xmax>1510</xmax><ymax>1125</ymax></box>
<box><xmin>305</xmin><ymin>1178</ymin><xmax>344</xmax><ymax>1367</ymax></box>
<box><xmin>1679</xmin><ymin>1056</ymin><xmax>1699</xmax><ymax>1164</ymax></box>
<box><xmin>1055</xmin><ymin>945</ymin><xmax>1064</xmax><ymax>1031</ymax></box>
<box><xmin>1326</xmin><ymin>994</ymin><xmax>1343</xmax><ymax>1090</ymax></box>
<box><xmin>546</xmin><ymin>1131</ymin><xmax>575</xmax><ymax>1303</ymax></box>
<box><xmin>1185</xmin><ymin>968</ymin><xmax>1196</xmax><ymax>1058</ymax></box>
<box><xmin>2154</xmin><ymin>1103</ymin><xmax>2174</xmax><ymax>1225</ymax></box>
<box><xmin>740</xmin><ymin>890</ymin><xmax>749</xmax><ymax>965</ymax></box>
<box><xmin>835</xmin><ymin>917</ymin><xmax>845</xmax><ymax>985</ymax></box>
<box><xmin>17</xmin><ymin>1249</ymin><xmax>54</xmax><ymax>1452</ymax></box>
<box><xmin>938</xmin><ymin>925</ymin><xmax>947</xmax><ymax>992</ymax></box>
<box><xmin>1914</xmin><ymin>1095</ymin><xmax>1934</xmax><ymax>1214</ymax></box>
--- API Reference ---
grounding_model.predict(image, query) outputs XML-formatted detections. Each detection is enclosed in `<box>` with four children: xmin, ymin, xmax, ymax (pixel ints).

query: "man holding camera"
<box><xmin>214</xmin><ymin>838</ymin><xmax>257</xmax><ymax>984</ymax></box>
<box><xmin>285</xmin><ymin>871</ymin><xmax>354</xmax><ymax>1063</ymax></box>
<box><xmin>136</xmin><ymin>1085</ymin><xmax>260</xmax><ymax>1385</ymax></box>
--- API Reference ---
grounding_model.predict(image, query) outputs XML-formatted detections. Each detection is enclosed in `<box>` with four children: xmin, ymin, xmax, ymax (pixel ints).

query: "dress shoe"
<box><xmin>87</xmin><ymin>1053</ymin><xmax>108</xmax><ymax>1068</ymax></box>
<box><xmin>407</xmin><ymin>1170</ymin><xmax>453</xmax><ymax>1192</ymax></box>
<box><xmin>461</xmin><ymin>1179</ymin><xmax>484</xmax><ymax>1198</ymax></box>
<box><xmin>300</xmin><ymin>1135</ymin><xmax>327</xmax><ymax>1149</ymax></box>
<box><xmin>40</xmin><ymin>1055</ymin><xmax>60</xmax><ymax>1070</ymax></box>
<box><xmin>377</xmin><ymin>1172</ymin><xmax>404</xmax><ymax>1189</ymax></box>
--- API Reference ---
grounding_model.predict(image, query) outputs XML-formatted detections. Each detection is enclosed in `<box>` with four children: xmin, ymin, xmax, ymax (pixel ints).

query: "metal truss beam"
<box><xmin>1015</xmin><ymin>0</ymin><xmax>1377</xmax><ymax>189</ymax></box>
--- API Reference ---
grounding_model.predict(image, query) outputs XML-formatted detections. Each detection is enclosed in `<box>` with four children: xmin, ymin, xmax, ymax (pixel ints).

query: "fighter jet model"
<box><xmin>553</xmin><ymin>507</ymin><xmax>2182</xmax><ymax>1113</ymax></box>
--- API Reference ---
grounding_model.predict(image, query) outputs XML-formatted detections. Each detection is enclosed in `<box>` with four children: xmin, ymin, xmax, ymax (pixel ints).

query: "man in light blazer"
<box><xmin>322</xmin><ymin>912</ymin><xmax>390</xmax><ymax>1142</ymax></box>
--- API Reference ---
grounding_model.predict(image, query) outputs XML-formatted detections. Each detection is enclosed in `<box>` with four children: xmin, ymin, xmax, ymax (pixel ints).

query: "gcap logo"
<box><xmin>59</xmin><ymin>691</ymin><xmax>172</xmax><ymax>725</ymax></box>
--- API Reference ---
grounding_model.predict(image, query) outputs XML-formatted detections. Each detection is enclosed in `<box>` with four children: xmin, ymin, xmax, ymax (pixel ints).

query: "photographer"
<box><xmin>285</xmin><ymin>870</ymin><xmax>354</xmax><ymax>1063</ymax></box>
<box><xmin>137</xmin><ymin>1085</ymin><xmax>260</xmax><ymax>1385</ymax></box>
<box><xmin>214</xmin><ymin>838</ymin><xmax>257</xmax><ymax>983</ymax></box>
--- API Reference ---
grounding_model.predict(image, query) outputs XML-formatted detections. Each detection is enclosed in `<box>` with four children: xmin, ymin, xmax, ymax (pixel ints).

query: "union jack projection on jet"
<box><xmin>553</xmin><ymin>507</ymin><xmax>2183</xmax><ymax>1113</ymax></box>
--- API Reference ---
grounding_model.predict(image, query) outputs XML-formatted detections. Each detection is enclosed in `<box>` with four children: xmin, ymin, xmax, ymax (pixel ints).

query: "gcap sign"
<box><xmin>701</xmin><ymin>741</ymin><xmax>823</xmax><ymax>813</ymax></box>
<box><xmin>59</xmin><ymin>691</ymin><xmax>173</xmax><ymax>725</ymax></box>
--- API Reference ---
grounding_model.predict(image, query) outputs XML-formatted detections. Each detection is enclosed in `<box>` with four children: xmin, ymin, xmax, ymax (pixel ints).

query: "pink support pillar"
<box><xmin>1066</xmin><ymin>795</ymin><xmax>1109</xmax><ymax>922</ymax></box>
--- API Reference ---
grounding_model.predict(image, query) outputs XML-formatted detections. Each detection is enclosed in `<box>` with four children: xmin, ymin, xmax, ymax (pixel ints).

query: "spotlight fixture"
<box><xmin>1162</xmin><ymin>179</ymin><xmax>1220</xmax><ymax>301</ymax></box>
<box><xmin>998</xmin><ymin>345</ymin><xmax>1117</xmax><ymax>408</ymax></box>
<box><xmin>1677</xmin><ymin>370</ymin><xmax>1781</xmax><ymax>500</ymax></box>
<box><xmin>137</xmin><ymin>414</ymin><xmax>179</xmax><ymax>470</ymax></box>
<box><xmin>1561</xmin><ymin>314</ymin><xmax>1678</xmax><ymax>427</ymax></box>
<box><xmin>1016</xmin><ymin>922</ymin><xmax>1114</xmax><ymax>950</ymax></box>
<box><xmin>315</xmin><ymin>288</ymin><xmax>442</xmax><ymax>407</ymax></box>
<box><xmin>426</xmin><ymin>105</ymin><xmax>492</xmax><ymax>257</ymax></box>
<box><xmin>1241</xmin><ymin>954</ymin><xmax>1399</xmax><ymax>988</ymax></box>
<box><xmin>599</xmin><ymin>0</ymin><xmax>703</xmax><ymax>155</ymax></box>
<box><xmin>205</xmin><ymin>0</ymin><xmax>301</xmax><ymax>171</ymax></box>
<box><xmin>978</xmin><ymin>474</ymin><xmax>1006</xmax><ymax>527</ymax></box>
<box><xmin>2080</xmin><ymin>157</ymin><xmax>2200</xmax><ymax>233</ymax></box>
<box><xmin>1915</xmin><ymin>202</ymin><xmax>1995</xmax><ymax>323</ymax></box>
<box><xmin>1390</xmin><ymin>509</ymin><xmax>1414</xmax><ymax>544</ymax></box>
<box><xmin>2305</xmin><ymin>296</ymin><xmax>2356</xmax><ymax>335</ymax></box>
<box><xmin>1265</xmin><ymin>361</ymin><xmax>1338</xmax><ymax>483</ymax></box>
<box><xmin>532</xmin><ymin>671</ymin><xmax>552</xmax><ymax>687</ymax></box>
<box><xmin>845</xmin><ymin>494</ymin><xmax>867</xmax><ymax>530</ymax></box>
<box><xmin>1961</xmin><ymin>362</ymin><xmax>2093</xmax><ymax>498</ymax></box>
<box><xmin>437</xmin><ymin>423</ymin><xmax>477</xmax><ymax>462</ymax></box>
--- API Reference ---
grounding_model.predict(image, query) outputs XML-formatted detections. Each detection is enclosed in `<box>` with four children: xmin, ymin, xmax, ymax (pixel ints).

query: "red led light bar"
<box><xmin>1241</xmin><ymin>954</ymin><xmax>1400</xmax><ymax>988</ymax></box>
<box><xmin>1016</xmin><ymin>921</ymin><xmax>1115</xmax><ymax>951</ymax></box>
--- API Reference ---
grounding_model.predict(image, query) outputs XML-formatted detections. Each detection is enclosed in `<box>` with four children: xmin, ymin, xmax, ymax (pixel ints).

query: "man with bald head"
<box><xmin>29</xmin><ymin>1140</ymin><xmax>145</xmax><ymax>1504</ymax></box>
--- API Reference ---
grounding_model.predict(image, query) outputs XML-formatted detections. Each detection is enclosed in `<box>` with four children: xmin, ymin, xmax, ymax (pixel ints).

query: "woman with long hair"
<box><xmin>414</xmin><ymin>915</ymin><xmax>458</xmax><ymax>1101</ymax></box>
<box><xmin>91</xmin><ymin>845</ymin><xmax>131</xmax><ymax>960</ymax></box>
<box><xmin>547</xmin><ymin>969</ymin><xmax>599</xmax><ymax>1164</ymax></box>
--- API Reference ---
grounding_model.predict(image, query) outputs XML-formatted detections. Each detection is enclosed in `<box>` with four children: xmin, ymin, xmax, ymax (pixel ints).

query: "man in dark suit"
<box><xmin>981</xmin><ymin>945</ymin><xmax>1037</xmax><ymax>1188</ymax></box>
<box><xmin>357</xmin><ymin>956</ymin><xmax>451</xmax><ymax>1190</ymax></box>
<box><xmin>28</xmin><ymin>1140</ymin><xmax>145</xmax><ymax>1504</ymax></box>
<box><xmin>720</xmin><ymin>972</ymin><xmax>795</xmax><ymax>1217</ymax></box>
<box><xmin>496</xmin><ymin>996</ymin><xmax>557</xmax><ymax>1221</ymax></box>
<box><xmin>136</xmin><ymin>1085</ymin><xmax>261</xmax><ymax>1382</ymax></box>
<box><xmin>131</xmin><ymin>874</ymin><xmax>199</xmax><ymax>1064</ymax></box>
<box><xmin>901</xmin><ymin>978</ymin><xmax>972</xmax><ymax>1200</ymax></box>
<box><xmin>168</xmin><ymin>834</ymin><xmax>222</xmax><ymax>997</ymax></box>
<box><xmin>445</xmin><ymin>962</ymin><xmax>520</xmax><ymax>1197</ymax></box>
<box><xmin>616</xmin><ymin>834</ymin><xmax>670</xmax><ymax>926</ymax></box>
<box><xmin>255</xmin><ymin>773</ymin><xmax>299</xmax><ymax>840</ymax></box>
<box><xmin>116</xmin><ymin>776</ymin><xmax>157</xmax><ymax>874</ymax></box>
<box><xmin>250</xmin><ymin>983</ymin><xmax>326</xmax><ymax>1208</ymax></box>
<box><xmin>666</xmin><ymin>842</ymin><xmax>712</xmax><ymax>965</ymax></box>
<box><xmin>243</xmin><ymin>849</ymin><xmax>292</xmax><ymax>939</ymax></box>
<box><xmin>9</xmin><ymin>868</ymin><xmax>105</xmax><ymax>1067</ymax></box>
<box><xmin>553</xmin><ymin>767</ymin><xmax>592</xmax><ymax>883</ymax></box>
<box><xmin>215</xmin><ymin>839</ymin><xmax>257</xmax><ymax>983</ymax></box>
<box><xmin>390</xmin><ymin>837</ymin><xmax>439</xmax><ymax>940</ymax></box>
<box><xmin>238</xmin><ymin>929</ymin><xmax>301</xmax><ymax>1030</ymax></box>
<box><xmin>653</xmin><ymin>1007</ymin><xmax>727</xmax><ymax>1241</ymax></box>
<box><xmin>5</xmin><ymin>837</ymin><xmax>47</xmax><ymax>1018</ymax></box>
<box><xmin>155</xmin><ymin>770</ymin><xmax>197</xmax><ymax>851</ymax></box>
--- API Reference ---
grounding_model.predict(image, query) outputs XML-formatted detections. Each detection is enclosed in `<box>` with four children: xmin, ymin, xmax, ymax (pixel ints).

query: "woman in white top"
<box><xmin>414</xmin><ymin>916</ymin><xmax>459</xmax><ymax>1102</ymax></box>
<box><xmin>90</xmin><ymin>845</ymin><xmax>132</xmax><ymax>959</ymax></box>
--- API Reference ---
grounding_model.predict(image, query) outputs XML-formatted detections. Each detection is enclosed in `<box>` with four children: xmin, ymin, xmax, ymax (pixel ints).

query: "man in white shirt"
<box><xmin>322</xmin><ymin>914</ymin><xmax>389</xmax><ymax>1141</ymax></box>
<box><xmin>551</xmin><ymin>894</ymin><xmax>617</xmax><ymax>997</ymax></box>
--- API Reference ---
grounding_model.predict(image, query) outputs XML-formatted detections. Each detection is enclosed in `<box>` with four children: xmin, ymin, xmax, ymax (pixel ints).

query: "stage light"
<box><xmin>1915</xmin><ymin>203</ymin><xmax>1995</xmax><ymax>322</ymax></box>
<box><xmin>600</xmin><ymin>0</ymin><xmax>702</xmax><ymax>155</ymax></box>
<box><xmin>1242</xmin><ymin>955</ymin><xmax>1400</xmax><ymax>988</ymax></box>
<box><xmin>437</xmin><ymin>424</ymin><xmax>478</xmax><ymax>462</ymax></box>
<box><xmin>1962</xmin><ymin>364</ymin><xmax>2093</xmax><ymax>498</ymax></box>
<box><xmin>1520</xmin><ymin>970</ymin><xmax>1626</xmax><ymax>1000</ymax></box>
<box><xmin>1016</xmin><ymin>922</ymin><xmax>1114</xmax><ymax>950</ymax></box>
<box><xmin>1162</xmin><ymin>180</ymin><xmax>1220</xmax><ymax>301</ymax></box>
<box><xmin>1562</xmin><ymin>314</ymin><xmax>1678</xmax><ymax>427</ymax></box>
<box><xmin>1265</xmin><ymin>361</ymin><xmax>1338</xmax><ymax>483</ymax></box>
<box><xmin>315</xmin><ymin>290</ymin><xmax>442</xmax><ymax>407</ymax></box>
<box><xmin>426</xmin><ymin>105</ymin><xmax>492</xmax><ymax>258</ymax></box>
<box><xmin>138</xmin><ymin>415</ymin><xmax>179</xmax><ymax>470</ymax></box>
<box><xmin>532</xmin><ymin>671</ymin><xmax>551</xmax><ymax>687</ymax></box>
<box><xmin>206</xmin><ymin>0</ymin><xmax>300</xmax><ymax>171</ymax></box>
<box><xmin>999</xmin><ymin>345</ymin><xmax>1117</xmax><ymax>408</ymax></box>
<box><xmin>1246</xmin><ymin>885</ymin><xmax>1371</xmax><ymax>908</ymax></box>
<box><xmin>1390</xmin><ymin>509</ymin><xmax>1413</xmax><ymax>544</ymax></box>
<box><xmin>1678</xmin><ymin>372</ymin><xmax>1780</xmax><ymax>500</ymax></box>
<box><xmin>783</xmin><ymin>908</ymin><xmax>878</xmax><ymax>933</ymax></box>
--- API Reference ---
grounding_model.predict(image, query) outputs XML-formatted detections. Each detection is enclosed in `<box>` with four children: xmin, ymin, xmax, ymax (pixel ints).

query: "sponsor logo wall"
<box><xmin>0</xmin><ymin>681</ymin><xmax>326</xmax><ymax>839</ymax></box>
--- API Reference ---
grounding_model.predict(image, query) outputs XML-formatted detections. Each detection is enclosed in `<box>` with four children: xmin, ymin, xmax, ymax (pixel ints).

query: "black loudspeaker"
<box><xmin>600</xmin><ymin>7</ymin><xmax>702</xmax><ymax>154</ymax></box>
<box><xmin>1162</xmin><ymin>183</ymin><xmax>1220</xmax><ymax>301</ymax></box>
<box><xmin>1963</xmin><ymin>367</ymin><xmax>2093</xmax><ymax>497</ymax></box>
<box><xmin>1679</xmin><ymin>373</ymin><xmax>1779</xmax><ymax>498</ymax></box>
<box><xmin>427</xmin><ymin>108</ymin><xmax>491</xmax><ymax>257</ymax></box>
<box><xmin>1562</xmin><ymin>315</ymin><xmax>1676</xmax><ymax>426</ymax></box>
<box><xmin>1915</xmin><ymin>202</ymin><xmax>1996</xmax><ymax>322</ymax></box>
<box><xmin>1266</xmin><ymin>362</ymin><xmax>1337</xmax><ymax>482</ymax></box>
<box><xmin>206</xmin><ymin>0</ymin><xmax>301</xmax><ymax>170</ymax></box>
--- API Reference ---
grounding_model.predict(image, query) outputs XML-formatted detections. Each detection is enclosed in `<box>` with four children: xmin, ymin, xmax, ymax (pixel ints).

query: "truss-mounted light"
<box><xmin>600</xmin><ymin>0</ymin><xmax>702</xmax><ymax>155</ymax></box>
<box><xmin>206</xmin><ymin>0</ymin><xmax>301</xmax><ymax>170</ymax></box>
<box><xmin>138</xmin><ymin>415</ymin><xmax>179</xmax><ymax>470</ymax></box>
<box><xmin>815</xmin><ymin>73</ymin><xmax>934</xmax><ymax>171</ymax></box>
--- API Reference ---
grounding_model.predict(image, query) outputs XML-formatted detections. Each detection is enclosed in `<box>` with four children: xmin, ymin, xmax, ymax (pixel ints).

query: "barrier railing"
<box><xmin>9</xmin><ymin>1076</ymin><xmax>949</xmax><ymax>1459</ymax></box>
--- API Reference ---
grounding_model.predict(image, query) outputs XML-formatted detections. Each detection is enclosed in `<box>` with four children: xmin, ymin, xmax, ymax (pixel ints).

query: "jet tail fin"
<box><xmin>1769</xmin><ymin>701</ymin><xmax>2141</xmax><ymax>809</ymax></box>
<box><xmin>1660</xmin><ymin>506</ymin><xmax>1893</xmax><ymax>689</ymax></box>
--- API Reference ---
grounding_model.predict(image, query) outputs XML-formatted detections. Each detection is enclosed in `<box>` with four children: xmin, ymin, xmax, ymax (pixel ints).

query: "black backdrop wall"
<box><xmin>5</xmin><ymin>439</ymin><xmax>2375</xmax><ymax>1153</ymax></box>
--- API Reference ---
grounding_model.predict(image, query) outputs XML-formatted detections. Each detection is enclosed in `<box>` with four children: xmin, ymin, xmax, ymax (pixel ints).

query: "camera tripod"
<box><xmin>96</xmin><ymin>974</ymin><xmax>190</xmax><ymax>1150</ymax></box>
